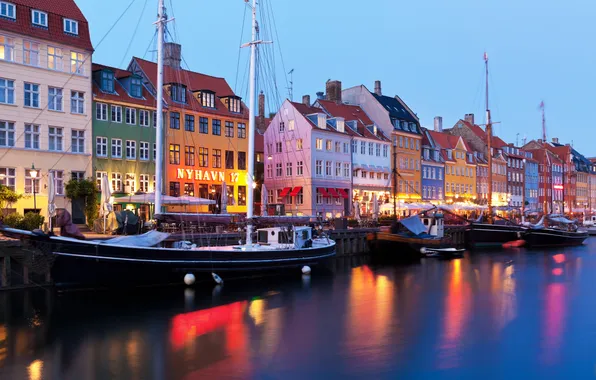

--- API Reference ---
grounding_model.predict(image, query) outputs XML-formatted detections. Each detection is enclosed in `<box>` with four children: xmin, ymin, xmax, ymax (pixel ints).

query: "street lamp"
<box><xmin>30</xmin><ymin>163</ymin><xmax>38</xmax><ymax>212</ymax></box>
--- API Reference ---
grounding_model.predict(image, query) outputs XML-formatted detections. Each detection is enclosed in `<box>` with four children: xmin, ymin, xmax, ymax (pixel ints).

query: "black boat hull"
<box><xmin>523</xmin><ymin>229</ymin><xmax>588</xmax><ymax>248</ymax></box>
<box><xmin>366</xmin><ymin>231</ymin><xmax>449</xmax><ymax>262</ymax></box>
<box><xmin>466</xmin><ymin>224</ymin><xmax>525</xmax><ymax>249</ymax></box>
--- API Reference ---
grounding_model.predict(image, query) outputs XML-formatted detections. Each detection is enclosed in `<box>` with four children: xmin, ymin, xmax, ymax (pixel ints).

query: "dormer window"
<box><xmin>0</xmin><ymin>2</ymin><xmax>15</xmax><ymax>19</ymax></box>
<box><xmin>200</xmin><ymin>90</ymin><xmax>215</xmax><ymax>108</ymax></box>
<box><xmin>228</xmin><ymin>96</ymin><xmax>241</xmax><ymax>113</ymax></box>
<box><xmin>101</xmin><ymin>70</ymin><xmax>114</xmax><ymax>93</ymax></box>
<box><xmin>130</xmin><ymin>77</ymin><xmax>142</xmax><ymax>98</ymax></box>
<box><xmin>447</xmin><ymin>150</ymin><xmax>452</xmax><ymax>159</ymax></box>
<box><xmin>31</xmin><ymin>10</ymin><xmax>47</xmax><ymax>27</ymax></box>
<box><xmin>170</xmin><ymin>84</ymin><xmax>186</xmax><ymax>103</ymax></box>
<box><xmin>64</xmin><ymin>19</ymin><xmax>79</xmax><ymax>35</ymax></box>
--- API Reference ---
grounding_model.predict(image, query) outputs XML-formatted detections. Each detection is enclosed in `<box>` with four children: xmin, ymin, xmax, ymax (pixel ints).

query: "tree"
<box><xmin>65</xmin><ymin>178</ymin><xmax>99</xmax><ymax>228</ymax></box>
<box><xmin>0</xmin><ymin>184</ymin><xmax>22</xmax><ymax>215</ymax></box>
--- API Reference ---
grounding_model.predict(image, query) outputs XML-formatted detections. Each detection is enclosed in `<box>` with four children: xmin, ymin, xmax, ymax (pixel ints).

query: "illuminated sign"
<box><xmin>176</xmin><ymin>168</ymin><xmax>240</xmax><ymax>183</ymax></box>
<box><xmin>553</xmin><ymin>185</ymin><xmax>563</xmax><ymax>190</ymax></box>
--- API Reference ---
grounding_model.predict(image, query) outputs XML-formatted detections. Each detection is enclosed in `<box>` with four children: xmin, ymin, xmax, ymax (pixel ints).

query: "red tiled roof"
<box><xmin>289</xmin><ymin>101</ymin><xmax>348</xmax><ymax>136</ymax></box>
<box><xmin>132</xmin><ymin>57</ymin><xmax>248</xmax><ymax>119</ymax></box>
<box><xmin>0</xmin><ymin>0</ymin><xmax>93</xmax><ymax>51</ymax></box>
<box><xmin>92</xmin><ymin>63</ymin><xmax>156</xmax><ymax>108</ymax></box>
<box><xmin>459</xmin><ymin>119</ymin><xmax>507</xmax><ymax>148</ymax></box>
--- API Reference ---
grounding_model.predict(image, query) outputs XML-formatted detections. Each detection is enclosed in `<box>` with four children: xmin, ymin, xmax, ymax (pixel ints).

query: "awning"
<box><xmin>337</xmin><ymin>188</ymin><xmax>349</xmax><ymax>199</ymax></box>
<box><xmin>327</xmin><ymin>188</ymin><xmax>340</xmax><ymax>197</ymax></box>
<box><xmin>289</xmin><ymin>186</ymin><xmax>302</xmax><ymax>196</ymax></box>
<box><xmin>317</xmin><ymin>187</ymin><xmax>330</xmax><ymax>197</ymax></box>
<box><xmin>279</xmin><ymin>187</ymin><xmax>292</xmax><ymax>197</ymax></box>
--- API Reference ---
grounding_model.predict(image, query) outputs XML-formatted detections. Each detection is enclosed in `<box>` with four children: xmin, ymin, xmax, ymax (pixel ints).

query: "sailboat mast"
<box><xmin>541</xmin><ymin>101</ymin><xmax>549</xmax><ymax>214</ymax></box>
<box><xmin>245</xmin><ymin>0</ymin><xmax>257</xmax><ymax>245</ymax></box>
<box><xmin>154</xmin><ymin>0</ymin><xmax>165</xmax><ymax>214</ymax></box>
<box><xmin>485</xmin><ymin>52</ymin><xmax>494</xmax><ymax>221</ymax></box>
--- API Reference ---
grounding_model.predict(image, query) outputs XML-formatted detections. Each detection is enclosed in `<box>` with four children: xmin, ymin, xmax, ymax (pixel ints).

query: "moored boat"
<box><xmin>466</xmin><ymin>221</ymin><xmax>526</xmax><ymax>249</ymax></box>
<box><xmin>523</xmin><ymin>215</ymin><xmax>588</xmax><ymax>247</ymax></box>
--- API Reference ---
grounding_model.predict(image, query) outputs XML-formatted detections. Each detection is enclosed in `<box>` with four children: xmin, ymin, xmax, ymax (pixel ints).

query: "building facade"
<box><xmin>503</xmin><ymin>144</ymin><xmax>525</xmax><ymax>208</ymax></box>
<box><xmin>0</xmin><ymin>0</ymin><xmax>93</xmax><ymax>222</ymax></box>
<box><xmin>421</xmin><ymin>126</ymin><xmax>444</xmax><ymax>203</ymax></box>
<box><xmin>523</xmin><ymin>151</ymin><xmax>539</xmax><ymax>211</ymax></box>
<box><xmin>92</xmin><ymin>63</ymin><xmax>156</xmax><ymax>217</ymax></box>
<box><xmin>129</xmin><ymin>47</ymin><xmax>249</xmax><ymax>213</ymax></box>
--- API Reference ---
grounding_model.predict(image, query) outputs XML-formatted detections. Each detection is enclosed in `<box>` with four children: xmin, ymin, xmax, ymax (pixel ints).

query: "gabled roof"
<box><xmin>457</xmin><ymin>119</ymin><xmax>507</xmax><ymax>148</ymax></box>
<box><xmin>315</xmin><ymin>99</ymin><xmax>389</xmax><ymax>141</ymax></box>
<box><xmin>285</xmin><ymin>101</ymin><xmax>348</xmax><ymax>136</ymax></box>
<box><xmin>0</xmin><ymin>0</ymin><xmax>93</xmax><ymax>51</ymax></box>
<box><xmin>428</xmin><ymin>130</ymin><xmax>475</xmax><ymax>163</ymax></box>
<box><xmin>372</xmin><ymin>94</ymin><xmax>419</xmax><ymax>126</ymax></box>
<box><xmin>92</xmin><ymin>63</ymin><xmax>155</xmax><ymax>108</ymax></box>
<box><xmin>131</xmin><ymin>57</ymin><xmax>248</xmax><ymax>119</ymax></box>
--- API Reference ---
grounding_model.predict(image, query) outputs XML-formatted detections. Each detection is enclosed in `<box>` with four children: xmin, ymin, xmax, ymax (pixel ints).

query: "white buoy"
<box><xmin>420</xmin><ymin>247</ymin><xmax>427</xmax><ymax>254</ymax></box>
<box><xmin>184</xmin><ymin>273</ymin><xmax>195</xmax><ymax>285</ymax></box>
<box><xmin>301</xmin><ymin>265</ymin><xmax>311</xmax><ymax>275</ymax></box>
<box><xmin>212</xmin><ymin>272</ymin><xmax>223</xmax><ymax>285</ymax></box>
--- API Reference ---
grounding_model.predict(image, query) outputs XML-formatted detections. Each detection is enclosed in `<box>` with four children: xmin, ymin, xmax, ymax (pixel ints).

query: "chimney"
<box><xmin>374</xmin><ymin>80</ymin><xmax>382</xmax><ymax>96</ymax></box>
<box><xmin>434</xmin><ymin>116</ymin><xmax>443</xmax><ymax>132</ymax></box>
<box><xmin>302</xmin><ymin>94</ymin><xmax>311</xmax><ymax>106</ymax></box>
<box><xmin>464</xmin><ymin>113</ymin><xmax>475</xmax><ymax>125</ymax></box>
<box><xmin>258</xmin><ymin>91</ymin><xmax>265</xmax><ymax>117</ymax></box>
<box><xmin>163</xmin><ymin>42</ymin><xmax>182</xmax><ymax>69</ymax></box>
<box><xmin>538</xmin><ymin>139</ymin><xmax>543</xmax><ymax>144</ymax></box>
<box><xmin>316</xmin><ymin>91</ymin><xmax>325</xmax><ymax>100</ymax></box>
<box><xmin>326</xmin><ymin>80</ymin><xmax>342</xmax><ymax>103</ymax></box>
<box><xmin>552</xmin><ymin>137</ymin><xmax>559</xmax><ymax>144</ymax></box>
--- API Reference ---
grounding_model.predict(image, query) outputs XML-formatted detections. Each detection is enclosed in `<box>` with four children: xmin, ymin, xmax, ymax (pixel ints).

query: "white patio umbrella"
<box><xmin>47</xmin><ymin>172</ymin><xmax>56</xmax><ymax>231</ymax></box>
<box><xmin>220</xmin><ymin>181</ymin><xmax>228</xmax><ymax>213</ymax></box>
<box><xmin>353</xmin><ymin>201</ymin><xmax>361</xmax><ymax>221</ymax></box>
<box><xmin>115</xmin><ymin>192</ymin><xmax>215</xmax><ymax>205</ymax></box>
<box><xmin>261</xmin><ymin>183</ymin><xmax>268</xmax><ymax>216</ymax></box>
<box><xmin>372</xmin><ymin>193</ymin><xmax>379</xmax><ymax>221</ymax></box>
<box><xmin>100</xmin><ymin>174</ymin><xmax>112</xmax><ymax>233</ymax></box>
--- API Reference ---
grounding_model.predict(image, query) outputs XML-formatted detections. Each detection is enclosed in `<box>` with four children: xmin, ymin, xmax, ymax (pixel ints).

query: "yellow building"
<box><xmin>429</xmin><ymin>131</ymin><xmax>476</xmax><ymax>201</ymax></box>
<box><xmin>393</xmin><ymin>132</ymin><xmax>422</xmax><ymax>201</ymax></box>
<box><xmin>0</xmin><ymin>1</ymin><xmax>93</xmax><ymax>223</ymax></box>
<box><xmin>130</xmin><ymin>50</ymin><xmax>249</xmax><ymax>213</ymax></box>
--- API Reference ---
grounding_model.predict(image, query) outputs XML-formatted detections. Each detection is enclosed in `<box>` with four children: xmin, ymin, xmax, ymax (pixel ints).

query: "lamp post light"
<box><xmin>30</xmin><ymin>163</ymin><xmax>38</xmax><ymax>212</ymax></box>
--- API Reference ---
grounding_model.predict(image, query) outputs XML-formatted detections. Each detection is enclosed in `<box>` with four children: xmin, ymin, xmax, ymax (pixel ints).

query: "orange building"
<box><xmin>129</xmin><ymin>46</ymin><xmax>249</xmax><ymax>213</ymax></box>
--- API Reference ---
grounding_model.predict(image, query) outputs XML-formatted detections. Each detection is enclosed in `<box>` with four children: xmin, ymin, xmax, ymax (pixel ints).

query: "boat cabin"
<box><xmin>421</xmin><ymin>213</ymin><xmax>444</xmax><ymax>238</ymax></box>
<box><xmin>257</xmin><ymin>226</ymin><xmax>313</xmax><ymax>249</ymax></box>
<box><xmin>584</xmin><ymin>215</ymin><xmax>596</xmax><ymax>226</ymax></box>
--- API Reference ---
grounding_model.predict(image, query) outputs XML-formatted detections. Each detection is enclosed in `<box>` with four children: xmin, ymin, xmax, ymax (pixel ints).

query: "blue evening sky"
<box><xmin>78</xmin><ymin>0</ymin><xmax>596</xmax><ymax>155</ymax></box>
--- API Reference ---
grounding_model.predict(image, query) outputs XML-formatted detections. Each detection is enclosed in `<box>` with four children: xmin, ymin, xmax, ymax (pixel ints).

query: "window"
<box><xmin>238</xmin><ymin>186</ymin><xmax>246</xmax><ymax>206</ymax></box>
<box><xmin>125</xmin><ymin>140</ymin><xmax>136</xmax><ymax>160</ymax></box>
<box><xmin>296</xmin><ymin>188</ymin><xmax>304</xmax><ymax>205</ymax></box>
<box><xmin>169</xmin><ymin>112</ymin><xmax>180</xmax><ymax>129</ymax></box>
<box><xmin>335</xmin><ymin>162</ymin><xmax>341</xmax><ymax>177</ymax></box>
<box><xmin>0</xmin><ymin>2</ymin><xmax>15</xmax><ymax>19</ymax></box>
<box><xmin>130</xmin><ymin>77</ymin><xmax>142</xmax><ymax>98</ymax></box>
<box><xmin>122</xmin><ymin>173</ymin><xmax>135</xmax><ymax>193</ymax></box>
<box><xmin>170</xmin><ymin>84</ymin><xmax>186</xmax><ymax>103</ymax></box>
<box><xmin>101</xmin><ymin>71</ymin><xmax>114</xmax><ymax>93</ymax></box>
<box><xmin>0</xmin><ymin>167</ymin><xmax>15</xmax><ymax>190</ymax></box>
<box><xmin>109</xmin><ymin>173</ymin><xmax>121</xmax><ymax>192</ymax></box>
<box><xmin>71</xmin><ymin>91</ymin><xmax>84</xmax><ymax>114</ymax></box>
<box><xmin>352</xmin><ymin>140</ymin><xmax>357</xmax><ymax>154</ymax></box>
<box><xmin>360</xmin><ymin>141</ymin><xmax>366</xmax><ymax>154</ymax></box>
<box><xmin>316</xmin><ymin>160</ymin><xmax>323</xmax><ymax>176</ymax></box>
<box><xmin>238</xmin><ymin>151</ymin><xmax>246</xmax><ymax>170</ymax></box>
<box><xmin>185</xmin><ymin>146</ymin><xmax>195</xmax><ymax>166</ymax></box>
<box><xmin>70</xmin><ymin>51</ymin><xmax>84</xmax><ymax>74</ymax></box>
<box><xmin>225</xmin><ymin>150</ymin><xmax>234</xmax><ymax>169</ymax></box>
<box><xmin>326</xmin><ymin>140</ymin><xmax>332</xmax><ymax>151</ymax></box>
<box><xmin>399</xmin><ymin>136</ymin><xmax>403</xmax><ymax>148</ymax></box>
<box><xmin>111</xmin><ymin>105</ymin><xmax>122</xmax><ymax>123</ymax></box>
<box><xmin>0</xmin><ymin>78</ymin><xmax>14</xmax><ymax>104</ymax></box>
<box><xmin>43</xmin><ymin>46</ymin><xmax>64</xmax><ymax>72</ymax></box>
<box><xmin>140</xmin><ymin>141</ymin><xmax>149</xmax><ymax>161</ymax></box>
<box><xmin>316</xmin><ymin>138</ymin><xmax>323</xmax><ymax>150</ymax></box>
<box><xmin>139</xmin><ymin>110</ymin><xmax>150</xmax><ymax>127</ymax></box>
<box><xmin>24</xmin><ymin>124</ymin><xmax>39</xmax><ymax>149</ymax></box>
<box><xmin>111</xmin><ymin>138</ymin><xmax>122</xmax><ymax>158</ymax></box>
<box><xmin>95</xmin><ymin>137</ymin><xmax>107</xmax><ymax>157</ymax></box>
<box><xmin>369</xmin><ymin>172</ymin><xmax>374</xmax><ymax>179</ymax></box>
<box><xmin>95</xmin><ymin>171</ymin><xmax>105</xmax><ymax>189</ymax></box>
<box><xmin>228</xmin><ymin>97</ymin><xmax>241</xmax><ymax>113</ymax></box>
<box><xmin>376</xmin><ymin>143</ymin><xmax>381</xmax><ymax>156</ymax></box>
<box><xmin>201</xmin><ymin>91</ymin><xmax>215</xmax><ymax>108</ymax></box>
<box><xmin>294</xmin><ymin>138</ymin><xmax>303</xmax><ymax>150</ymax></box>
<box><xmin>25</xmin><ymin>169</ymin><xmax>40</xmax><ymax>194</ymax></box>
<box><xmin>344</xmin><ymin>163</ymin><xmax>350</xmax><ymax>177</ymax></box>
<box><xmin>125</xmin><ymin>108</ymin><xmax>136</xmax><ymax>125</ymax></box>
<box><xmin>368</xmin><ymin>142</ymin><xmax>374</xmax><ymax>155</ymax></box>
<box><xmin>343</xmin><ymin>142</ymin><xmax>349</xmax><ymax>154</ymax></box>
<box><xmin>179</xmin><ymin>114</ymin><xmax>194</xmax><ymax>132</ymax></box>
<box><xmin>297</xmin><ymin>161</ymin><xmax>303</xmax><ymax>176</ymax></box>
<box><xmin>335</xmin><ymin>141</ymin><xmax>341</xmax><ymax>153</ymax></box>
<box><xmin>276</xmin><ymin>163</ymin><xmax>282</xmax><ymax>176</ymax></box>
<box><xmin>139</xmin><ymin>174</ymin><xmax>149</xmax><ymax>192</ymax></box>
<box><xmin>416</xmin><ymin>140</ymin><xmax>420</xmax><ymax>151</ymax></box>
<box><xmin>0</xmin><ymin>35</ymin><xmax>14</xmax><ymax>61</ymax></box>
<box><xmin>279</xmin><ymin>122</ymin><xmax>285</xmax><ymax>133</ymax></box>
<box><xmin>316</xmin><ymin>192</ymin><xmax>323</xmax><ymax>205</ymax></box>
<box><xmin>361</xmin><ymin>171</ymin><xmax>367</xmax><ymax>178</ymax></box>
<box><xmin>64</xmin><ymin>18</ymin><xmax>79</xmax><ymax>35</ymax></box>
<box><xmin>199</xmin><ymin>147</ymin><xmax>209</xmax><ymax>167</ymax></box>
<box><xmin>232</xmin><ymin>122</ymin><xmax>245</xmax><ymax>139</ymax></box>
<box><xmin>199</xmin><ymin>117</ymin><xmax>209</xmax><ymax>134</ymax></box>
<box><xmin>24</xmin><ymin>82</ymin><xmax>40</xmax><ymax>108</ymax></box>
<box><xmin>212</xmin><ymin>119</ymin><xmax>221</xmax><ymax>135</ymax></box>
<box><xmin>71</xmin><ymin>130</ymin><xmax>85</xmax><ymax>153</ymax></box>
<box><xmin>212</xmin><ymin>149</ymin><xmax>221</xmax><ymax>168</ymax></box>
<box><xmin>325</xmin><ymin>161</ymin><xmax>332</xmax><ymax>176</ymax></box>
<box><xmin>276</xmin><ymin>142</ymin><xmax>282</xmax><ymax>153</ymax></box>
<box><xmin>48</xmin><ymin>127</ymin><xmax>63</xmax><ymax>151</ymax></box>
<box><xmin>23</xmin><ymin>41</ymin><xmax>39</xmax><ymax>66</ymax></box>
<box><xmin>169</xmin><ymin>144</ymin><xmax>180</xmax><ymax>164</ymax></box>
<box><xmin>266</xmin><ymin>164</ymin><xmax>272</xmax><ymax>178</ymax></box>
<box><xmin>287</xmin><ymin>119</ymin><xmax>295</xmax><ymax>131</ymax></box>
<box><xmin>183</xmin><ymin>183</ymin><xmax>194</xmax><ymax>197</ymax></box>
<box><xmin>286</xmin><ymin>162</ymin><xmax>292</xmax><ymax>176</ymax></box>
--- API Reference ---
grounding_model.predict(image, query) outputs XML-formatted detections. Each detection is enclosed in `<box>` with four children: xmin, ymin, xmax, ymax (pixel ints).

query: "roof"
<box><xmin>132</xmin><ymin>57</ymin><xmax>248</xmax><ymax>119</ymax></box>
<box><xmin>428</xmin><ymin>130</ymin><xmax>474</xmax><ymax>164</ymax></box>
<box><xmin>458</xmin><ymin>119</ymin><xmax>507</xmax><ymax>148</ymax></box>
<box><xmin>372</xmin><ymin>93</ymin><xmax>420</xmax><ymax>131</ymax></box>
<box><xmin>316</xmin><ymin>99</ymin><xmax>389</xmax><ymax>141</ymax></box>
<box><xmin>0</xmin><ymin>0</ymin><xmax>93</xmax><ymax>51</ymax></box>
<box><xmin>92</xmin><ymin>63</ymin><xmax>156</xmax><ymax>108</ymax></box>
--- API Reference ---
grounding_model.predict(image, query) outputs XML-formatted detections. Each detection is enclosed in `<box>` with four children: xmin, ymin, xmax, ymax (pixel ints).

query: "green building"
<box><xmin>91</xmin><ymin>63</ymin><xmax>157</xmax><ymax>218</ymax></box>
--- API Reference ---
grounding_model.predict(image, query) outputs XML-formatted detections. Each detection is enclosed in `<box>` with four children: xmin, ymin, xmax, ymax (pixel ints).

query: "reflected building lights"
<box><xmin>542</xmin><ymin>283</ymin><xmax>567</xmax><ymax>365</ymax></box>
<box><xmin>27</xmin><ymin>359</ymin><xmax>43</xmax><ymax>380</ymax></box>
<box><xmin>249</xmin><ymin>299</ymin><xmax>266</xmax><ymax>326</ymax></box>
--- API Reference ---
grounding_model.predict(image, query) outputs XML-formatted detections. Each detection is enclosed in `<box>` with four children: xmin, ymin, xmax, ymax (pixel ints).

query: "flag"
<box><xmin>484</xmin><ymin>52</ymin><xmax>488</xmax><ymax>61</ymax></box>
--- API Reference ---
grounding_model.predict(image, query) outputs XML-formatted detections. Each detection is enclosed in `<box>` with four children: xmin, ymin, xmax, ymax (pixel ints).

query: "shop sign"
<box><xmin>176</xmin><ymin>169</ymin><xmax>240</xmax><ymax>183</ymax></box>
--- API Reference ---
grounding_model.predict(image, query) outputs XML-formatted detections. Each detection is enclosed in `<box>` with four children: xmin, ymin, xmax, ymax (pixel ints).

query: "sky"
<box><xmin>78</xmin><ymin>0</ymin><xmax>596</xmax><ymax>155</ymax></box>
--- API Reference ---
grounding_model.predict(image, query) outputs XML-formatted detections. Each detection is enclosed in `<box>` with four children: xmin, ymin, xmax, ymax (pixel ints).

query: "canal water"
<box><xmin>1</xmin><ymin>240</ymin><xmax>596</xmax><ymax>379</ymax></box>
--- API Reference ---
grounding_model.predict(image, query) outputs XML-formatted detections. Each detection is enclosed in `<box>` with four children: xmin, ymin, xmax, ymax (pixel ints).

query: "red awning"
<box><xmin>327</xmin><ymin>188</ymin><xmax>340</xmax><ymax>197</ymax></box>
<box><xmin>279</xmin><ymin>187</ymin><xmax>292</xmax><ymax>197</ymax></box>
<box><xmin>337</xmin><ymin>188</ymin><xmax>349</xmax><ymax>199</ymax></box>
<box><xmin>317</xmin><ymin>187</ymin><xmax>330</xmax><ymax>197</ymax></box>
<box><xmin>289</xmin><ymin>186</ymin><xmax>302</xmax><ymax>196</ymax></box>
